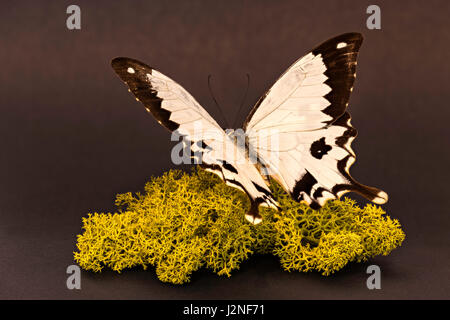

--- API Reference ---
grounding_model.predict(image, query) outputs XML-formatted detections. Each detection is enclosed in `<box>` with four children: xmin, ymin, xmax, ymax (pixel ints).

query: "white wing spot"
<box><xmin>337</xmin><ymin>42</ymin><xmax>347</xmax><ymax>49</ymax></box>
<box><xmin>373</xmin><ymin>191</ymin><xmax>389</xmax><ymax>204</ymax></box>
<box><xmin>245</xmin><ymin>213</ymin><xmax>262</xmax><ymax>225</ymax></box>
<box><xmin>145</xmin><ymin>107</ymin><xmax>150</xmax><ymax>113</ymax></box>
<box><xmin>127</xmin><ymin>67</ymin><xmax>135</xmax><ymax>74</ymax></box>
<box><xmin>135</xmin><ymin>98</ymin><xmax>139</xmax><ymax>102</ymax></box>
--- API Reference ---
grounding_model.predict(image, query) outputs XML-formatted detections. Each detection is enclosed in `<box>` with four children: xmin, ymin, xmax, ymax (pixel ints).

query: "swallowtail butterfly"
<box><xmin>111</xmin><ymin>33</ymin><xmax>388</xmax><ymax>224</ymax></box>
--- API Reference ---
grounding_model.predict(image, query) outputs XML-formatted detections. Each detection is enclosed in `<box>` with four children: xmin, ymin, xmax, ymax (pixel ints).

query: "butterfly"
<box><xmin>111</xmin><ymin>32</ymin><xmax>388</xmax><ymax>225</ymax></box>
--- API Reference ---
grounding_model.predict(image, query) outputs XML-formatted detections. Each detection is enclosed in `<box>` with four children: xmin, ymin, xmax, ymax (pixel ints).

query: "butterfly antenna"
<box><xmin>208</xmin><ymin>75</ymin><xmax>230</xmax><ymax>128</ymax></box>
<box><xmin>232</xmin><ymin>73</ymin><xmax>250</xmax><ymax>128</ymax></box>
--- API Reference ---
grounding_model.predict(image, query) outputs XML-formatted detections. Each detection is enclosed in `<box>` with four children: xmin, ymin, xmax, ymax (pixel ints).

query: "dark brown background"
<box><xmin>0</xmin><ymin>0</ymin><xmax>449</xmax><ymax>299</ymax></box>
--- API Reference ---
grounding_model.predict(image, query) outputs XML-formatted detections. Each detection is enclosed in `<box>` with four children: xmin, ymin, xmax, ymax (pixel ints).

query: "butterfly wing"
<box><xmin>244</xmin><ymin>33</ymin><xmax>388</xmax><ymax>208</ymax></box>
<box><xmin>111</xmin><ymin>57</ymin><xmax>278</xmax><ymax>223</ymax></box>
<box><xmin>111</xmin><ymin>57</ymin><xmax>221</xmax><ymax>134</ymax></box>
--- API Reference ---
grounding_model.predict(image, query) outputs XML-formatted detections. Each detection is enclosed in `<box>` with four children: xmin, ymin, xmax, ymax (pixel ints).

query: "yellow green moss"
<box><xmin>74</xmin><ymin>168</ymin><xmax>405</xmax><ymax>284</ymax></box>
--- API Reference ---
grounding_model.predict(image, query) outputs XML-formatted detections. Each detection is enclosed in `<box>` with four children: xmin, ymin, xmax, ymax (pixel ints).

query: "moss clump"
<box><xmin>74</xmin><ymin>168</ymin><xmax>405</xmax><ymax>284</ymax></box>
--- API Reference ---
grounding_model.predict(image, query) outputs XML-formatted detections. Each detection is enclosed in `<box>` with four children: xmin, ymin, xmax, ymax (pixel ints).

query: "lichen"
<box><xmin>74</xmin><ymin>168</ymin><xmax>405</xmax><ymax>284</ymax></box>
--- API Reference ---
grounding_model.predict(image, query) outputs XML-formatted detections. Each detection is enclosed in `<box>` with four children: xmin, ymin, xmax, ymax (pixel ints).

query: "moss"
<box><xmin>74</xmin><ymin>168</ymin><xmax>405</xmax><ymax>284</ymax></box>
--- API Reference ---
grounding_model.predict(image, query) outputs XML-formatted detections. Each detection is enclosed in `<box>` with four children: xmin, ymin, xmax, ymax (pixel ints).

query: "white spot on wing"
<box><xmin>245</xmin><ymin>213</ymin><xmax>262</xmax><ymax>225</ymax></box>
<box><xmin>127</xmin><ymin>67</ymin><xmax>135</xmax><ymax>74</ymax></box>
<box><xmin>373</xmin><ymin>191</ymin><xmax>388</xmax><ymax>204</ymax></box>
<box><xmin>337</xmin><ymin>42</ymin><xmax>347</xmax><ymax>49</ymax></box>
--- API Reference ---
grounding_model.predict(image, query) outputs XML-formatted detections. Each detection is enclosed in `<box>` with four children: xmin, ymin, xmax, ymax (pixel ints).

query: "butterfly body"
<box><xmin>111</xmin><ymin>33</ymin><xmax>388</xmax><ymax>224</ymax></box>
